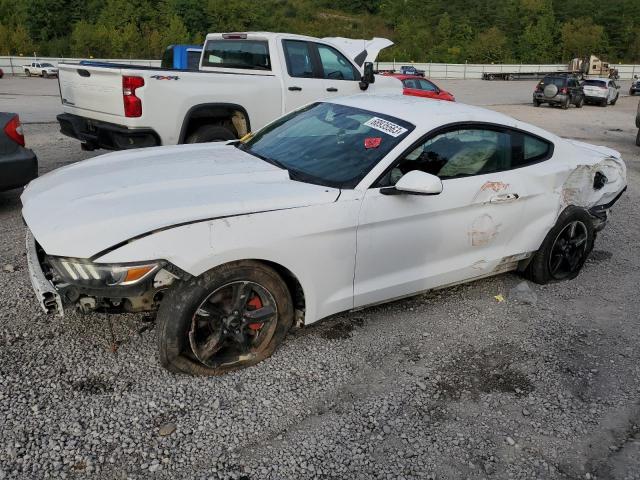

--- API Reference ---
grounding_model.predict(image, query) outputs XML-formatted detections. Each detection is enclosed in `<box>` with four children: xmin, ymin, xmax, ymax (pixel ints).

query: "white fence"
<box><xmin>376</xmin><ymin>62</ymin><xmax>640</xmax><ymax>80</ymax></box>
<box><xmin>2</xmin><ymin>56</ymin><xmax>640</xmax><ymax>80</ymax></box>
<box><xmin>0</xmin><ymin>56</ymin><xmax>161</xmax><ymax>75</ymax></box>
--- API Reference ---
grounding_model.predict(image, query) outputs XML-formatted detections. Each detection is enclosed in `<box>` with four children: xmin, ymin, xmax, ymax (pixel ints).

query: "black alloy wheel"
<box><xmin>547</xmin><ymin>220</ymin><xmax>589</xmax><ymax>280</ymax></box>
<box><xmin>188</xmin><ymin>281</ymin><xmax>278</xmax><ymax>368</ymax></box>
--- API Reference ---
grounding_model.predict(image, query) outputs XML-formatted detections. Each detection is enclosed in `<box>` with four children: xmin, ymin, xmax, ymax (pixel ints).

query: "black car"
<box><xmin>0</xmin><ymin>113</ymin><xmax>38</xmax><ymax>192</ymax></box>
<box><xmin>630</xmin><ymin>76</ymin><xmax>640</xmax><ymax>96</ymax></box>
<box><xmin>533</xmin><ymin>75</ymin><xmax>584</xmax><ymax>109</ymax></box>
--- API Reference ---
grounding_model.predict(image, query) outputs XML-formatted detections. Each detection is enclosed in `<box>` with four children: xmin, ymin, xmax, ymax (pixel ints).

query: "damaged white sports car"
<box><xmin>22</xmin><ymin>95</ymin><xmax>626</xmax><ymax>375</ymax></box>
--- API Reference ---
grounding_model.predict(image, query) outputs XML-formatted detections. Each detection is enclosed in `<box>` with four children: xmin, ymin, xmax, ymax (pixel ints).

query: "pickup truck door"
<box><xmin>315</xmin><ymin>43</ymin><xmax>364</xmax><ymax>99</ymax></box>
<box><xmin>281</xmin><ymin>40</ymin><xmax>328</xmax><ymax>112</ymax></box>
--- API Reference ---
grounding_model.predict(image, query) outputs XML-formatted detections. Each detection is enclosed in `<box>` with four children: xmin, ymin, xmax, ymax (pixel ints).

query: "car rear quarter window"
<box><xmin>201</xmin><ymin>39</ymin><xmax>271</xmax><ymax>70</ymax></box>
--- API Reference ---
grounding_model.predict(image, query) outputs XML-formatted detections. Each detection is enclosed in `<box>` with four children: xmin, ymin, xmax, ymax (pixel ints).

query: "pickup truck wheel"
<box><xmin>185</xmin><ymin>125</ymin><xmax>236</xmax><ymax>143</ymax></box>
<box><xmin>42</xmin><ymin>71</ymin><xmax>48</xmax><ymax>78</ymax></box>
<box><xmin>25</xmin><ymin>69</ymin><xmax>30</xmax><ymax>77</ymax></box>
<box><xmin>157</xmin><ymin>261</ymin><xmax>294</xmax><ymax>376</ymax></box>
<box><xmin>524</xmin><ymin>207</ymin><xmax>594</xmax><ymax>284</ymax></box>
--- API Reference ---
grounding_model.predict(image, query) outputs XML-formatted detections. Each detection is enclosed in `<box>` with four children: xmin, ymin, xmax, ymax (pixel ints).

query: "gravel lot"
<box><xmin>1</xmin><ymin>77</ymin><xmax>639</xmax><ymax>479</ymax></box>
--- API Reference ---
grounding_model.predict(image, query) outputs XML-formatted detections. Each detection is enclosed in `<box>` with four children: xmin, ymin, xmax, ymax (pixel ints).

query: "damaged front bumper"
<box><xmin>25</xmin><ymin>229</ymin><xmax>182</xmax><ymax>316</ymax></box>
<box><xmin>26</xmin><ymin>229</ymin><xmax>64</xmax><ymax>315</ymax></box>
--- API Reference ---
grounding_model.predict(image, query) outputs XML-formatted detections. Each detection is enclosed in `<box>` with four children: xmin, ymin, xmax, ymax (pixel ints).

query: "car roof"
<box><xmin>385</xmin><ymin>74</ymin><xmax>431</xmax><ymax>81</ymax></box>
<box><xmin>326</xmin><ymin>94</ymin><xmax>557</xmax><ymax>140</ymax></box>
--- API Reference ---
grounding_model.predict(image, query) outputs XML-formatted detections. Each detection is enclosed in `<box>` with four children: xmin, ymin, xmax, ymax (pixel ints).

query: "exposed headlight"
<box><xmin>48</xmin><ymin>257</ymin><xmax>160</xmax><ymax>287</ymax></box>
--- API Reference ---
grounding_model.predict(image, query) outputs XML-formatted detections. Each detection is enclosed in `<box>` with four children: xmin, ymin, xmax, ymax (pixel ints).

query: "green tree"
<box><xmin>468</xmin><ymin>27</ymin><xmax>511</xmax><ymax>63</ymax></box>
<box><xmin>561</xmin><ymin>17</ymin><xmax>607</xmax><ymax>59</ymax></box>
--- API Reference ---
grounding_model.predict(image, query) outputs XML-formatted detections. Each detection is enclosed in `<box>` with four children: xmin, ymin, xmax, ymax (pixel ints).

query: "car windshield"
<box><xmin>584</xmin><ymin>80</ymin><xmax>607</xmax><ymax>87</ymax></box>
<box><xmin>239</xmin><ymin>102</ymin><xmax>414</xmax><ymax>188</ymax></box>
<box><xmin>41</xmin><ymin>63</ymin><xmax>54</xmax><ymax>67</ymax></box>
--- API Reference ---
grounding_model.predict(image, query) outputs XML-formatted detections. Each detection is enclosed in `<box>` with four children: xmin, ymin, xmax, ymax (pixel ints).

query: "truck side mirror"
<box><xmin>360</xmin><ymin>62</ymin><xmax>375</xmax><ymax>91</ymax></box>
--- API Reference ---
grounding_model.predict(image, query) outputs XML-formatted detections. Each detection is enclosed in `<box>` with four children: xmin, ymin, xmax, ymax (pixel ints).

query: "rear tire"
<box><xmin>25</xmin><ymin>69</ymin><xmax>30</xmax><ymax>77</ymax></box>
<box><xmin>561</xmin><ymin>97</ymin><xmax>570</xmax><ymax>109</ymax></box>
<box><xmin>600</xmin><ymin>98</ymin><xmax>607</xmax><ymax>107</ymax></box>
<box><xmin>533</xmin><ymin>99</ymin><xmax>541</xmax><ymax>107</ymax></box>
<box><xmin>610</xmin><ymin>94</ymin><xmax>618</xmax><ymax>105</ymax></box>
<box><xmin>575</xmin><ymin>96</ymin><xmax>584</xmax><ymax>108</ymax></box>
<box><xmin>42</xmin><ymin>71</ymin><xmax>48</xmax><ymax>79</ymax></box>
<box><xmin>185</xmin><ymin>124</ymin><xmax>236</xmax><ymax>143</ymax></box>
<box><xmin>157</xmin><ymin>261</ymin><xmax>294</xmax><ymax>376</ymax></box>
<box><xmin>524</xmin><ymin>207</ymin><xmax>595</xmax><ymax>284</ymax></box>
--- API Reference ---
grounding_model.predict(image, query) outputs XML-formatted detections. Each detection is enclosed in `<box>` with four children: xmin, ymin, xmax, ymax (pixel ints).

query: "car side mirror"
<box><xmin>360</xmin><ymin>62</ymin><xmax>375</xmax><ymax>91</ymax></box>
<box><xmin>380</xmin><ymin>170</ymin><xmax>443</xmax><ymax>196</ymax></box>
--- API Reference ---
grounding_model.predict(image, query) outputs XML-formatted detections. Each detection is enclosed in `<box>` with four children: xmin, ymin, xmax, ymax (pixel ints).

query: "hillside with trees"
<box><xmin>1</xmin><ymin>0</ymin><xmax>640</xmax><ymax>63</ymax></box>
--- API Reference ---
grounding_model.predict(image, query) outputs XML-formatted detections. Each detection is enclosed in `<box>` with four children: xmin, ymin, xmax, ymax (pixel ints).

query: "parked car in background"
<box><xmin>0</xmin><ymin>113</ymin><xmax>38</xmax><ymax>192</ymax></box>
<box><xmin>161</xmin><ymin>44</ymin><xmax>203</xmax><ymax>70</ymax></box>
<box><xmin>533</xmin><ymin>74</ymin><xmax>584</xmax><ymax>109</ymax></box>
<box><xmin>399</xmin><ymin>65</ymin><xmax>425</xmax><ymax>77</ymax></box>
<box><xmin>23</xmin><ymin>96</ymin><xmax>626</xmax><ymax>375</ymax></box>
<box><xmin>56</xmin><ymin>32</ymin><xmax>403</xmax><ymax>150</ymax></box>
<box><xmin>0</xmin><ymin>68</ymin><xmax>4</xmax><ymax>79</ymax></box>
<box><xmin>629</xmin><ymin>76</ymin><xmax>640</xmax><ymax>96</ymax></box>
<box><xmin>23</xmin><ymin>62</ymin><xmax>58</xmax><ymax>78</ymax></box>
<box><xmin>582</xmin><ymin>78</ymin><xmax>620</xmax><ymax>106</ymax></box>
<box><xmin>385</xmin><ymin>74</ymin><xmax>454</xmax><ymax>101</ymax></box>
<box><xmin>636</xmin><ymin>100</ymin><xmax>640</xmax><ymax>146</ymax></box>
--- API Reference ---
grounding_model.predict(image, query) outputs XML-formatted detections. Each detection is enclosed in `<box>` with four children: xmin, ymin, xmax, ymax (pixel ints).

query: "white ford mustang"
<box><xmin>22</xmin><ymin>95</ymin><xmax>626</xmax><ymax>375</ymax></box>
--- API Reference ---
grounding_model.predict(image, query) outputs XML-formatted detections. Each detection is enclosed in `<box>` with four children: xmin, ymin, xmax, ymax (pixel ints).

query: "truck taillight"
<box><xmin>122</xmin><ymin>76</ymin><xmax>144</xmax><ymax>117</ymax></box>
<box><xmin>560</xmin><ymin>87</ymin><xmax>568</xmax><ymax>94</ymax></box>
<box><xmin>4</xmin><ymin>115</ymin><xmax>25</xmax><ymax>146</ymax></box>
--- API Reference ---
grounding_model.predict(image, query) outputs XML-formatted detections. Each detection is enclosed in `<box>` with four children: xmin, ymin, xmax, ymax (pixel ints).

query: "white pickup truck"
<box><xmin>24</xmin><ymin>62</ymin><xmax>59</xmax><ymax>78</ymax></box>
<box><xmin>56</xmin><ymin>32</ymin><xmax>402</xmax><ymax>150</ymax></box>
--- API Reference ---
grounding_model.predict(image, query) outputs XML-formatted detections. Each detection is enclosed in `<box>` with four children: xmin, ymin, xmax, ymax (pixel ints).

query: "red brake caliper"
<box><xmin>247</xmin><ymin>295</ymin><xmax>264</xmax><ymax>331</ymax></box>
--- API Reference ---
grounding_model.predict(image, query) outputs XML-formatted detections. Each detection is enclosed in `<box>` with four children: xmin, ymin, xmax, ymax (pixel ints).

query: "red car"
<box><xmin>386</xmin><ymin>74</ymin><xmax>455</xmax><ymax>101</ymax></box>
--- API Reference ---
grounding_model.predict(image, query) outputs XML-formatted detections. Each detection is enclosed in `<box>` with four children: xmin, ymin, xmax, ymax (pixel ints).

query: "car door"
<box><xmin>316</xmin><ymin>42</ymin><xmax>363</xmax><ymax>99</ymax></box>
<box><xmin>281</xmin><ymin>40</ymin><xmax>327</xmax><ymax>113</ymax></box>
<box><xmin>353</xmin><ymin>125</ymin><xmax>550</xmax><ymax>308</ymax></box>
<box><xmin>402</xmin><ymin>78</ymin><xmax>430</xmax><ymax>98</ymax></box>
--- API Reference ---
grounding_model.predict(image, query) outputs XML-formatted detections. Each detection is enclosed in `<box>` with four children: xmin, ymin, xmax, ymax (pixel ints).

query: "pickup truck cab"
<box><xmin>24</xmin><ymin>62</ymin><xmax>58</xmax><ymax>78</ymax></box>
<box><xmin>399</xmin><ymin>65</ymin><xmax>425</xmax><ymax>77</ymax></box>
<box><xmin>56</xmin><ymin>32</ymin><xmax>402</xmax><ymax>150</ymax></box>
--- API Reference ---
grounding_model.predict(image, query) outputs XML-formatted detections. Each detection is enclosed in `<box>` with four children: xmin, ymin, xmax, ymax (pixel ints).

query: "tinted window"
<box><xmin>403</xmin><ymin>79</ymin><xmax>419</xmax><ymax>89</ymax></box>
<box><xmin>317</xmin><ymin>44</ymin><xmax>359</xmax><ymax>81</ymax></box>
<box><xmin>201</xmin><ymin>40</ymin><xmax>270</xmax><ymax>70</ymax></box>
<box><xmin>418</xmin><ymin>79</ymin><xmax>438</xmax><ymax>91</ymax></box>
<box><xmin>240</xmin><ymin>102</ymin><xmax>413</xmax><ymax>188</ymax></box>
<box><xmin>379</xmin><ymin>128</ymin><xmax>511</xmax><ymax>186</ymax></box>
<box><xmin>584</xmin><ymin>80</ymin><xmax>607</xmax><ymax>88</ymax></box>
<box><xmin>542</xmin><ymin>77</ymin><xmax>567</xmax><ymax>88</ymax></box>
<box><xmin>187</xmin><ymin>50</ymin><xmax>201</xmax><ymax>70</ymax></box>
<box><xmin>283</xmin><ymin>40</ymin><xmax>315</xmax><ymax>78</ymax></box>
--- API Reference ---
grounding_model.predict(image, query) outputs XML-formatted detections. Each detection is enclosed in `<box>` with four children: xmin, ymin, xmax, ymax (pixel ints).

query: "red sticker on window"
<box><xmin>364</xmin><ymin>137</ymin><xmax>382</xmax><ymax>149</ymax></box>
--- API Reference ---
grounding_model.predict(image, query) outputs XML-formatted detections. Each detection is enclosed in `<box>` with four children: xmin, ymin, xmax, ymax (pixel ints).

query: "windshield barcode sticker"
<box><xmin>363</xmin><ymin>117</ymin><xmax>408</xmax><ymax>137</ymax></box>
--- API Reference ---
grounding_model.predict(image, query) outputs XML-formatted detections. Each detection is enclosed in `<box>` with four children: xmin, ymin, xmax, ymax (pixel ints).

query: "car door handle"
<box><xmin>288</xmin><ymin>86</ymin><xmax>302</xmax><ymax>91</ymax></box>
<box><xmin>490</xmin><ymin>193</ymin><xmax>519</xmax><ymax>203</ymax></box>
<box><xmin>326</xmin><ymin>87</ymin><xmax>338</xmax><ymax>92</ymax></box>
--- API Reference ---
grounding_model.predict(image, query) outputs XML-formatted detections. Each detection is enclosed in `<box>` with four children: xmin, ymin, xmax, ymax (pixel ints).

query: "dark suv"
<box><xmin>533</xmin><ymin>75</ymin><xmax>584</xmax><ymax>109</ymax></box>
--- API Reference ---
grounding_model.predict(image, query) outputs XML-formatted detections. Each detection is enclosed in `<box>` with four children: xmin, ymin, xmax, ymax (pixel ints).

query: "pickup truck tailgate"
<box><xmin>59</xmin><ymin>64</ymin><xmax>124</xmax><ymax>117</ymax></box>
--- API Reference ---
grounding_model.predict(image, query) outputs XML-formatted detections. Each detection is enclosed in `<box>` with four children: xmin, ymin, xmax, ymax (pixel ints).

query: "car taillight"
<box><xmin>4</xmin><ymin>115</ymin><xmax>25</xmax><ymax>147</ymax></box>
<box><xmin>122</xmin><ymin>76</ymin><xmax>144</xmax><ymax>117</ymax></box>
<box><xmin>560</xmin><ymin>87</ymin><xmax>568</xmax><ymax>94</ymax></box>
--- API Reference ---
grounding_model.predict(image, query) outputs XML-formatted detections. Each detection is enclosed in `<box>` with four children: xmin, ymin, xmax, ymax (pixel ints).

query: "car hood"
<box><xmin>22</xmin><ymin>143</ymin><xmax>340</xmax><ymax>258</ymax></box>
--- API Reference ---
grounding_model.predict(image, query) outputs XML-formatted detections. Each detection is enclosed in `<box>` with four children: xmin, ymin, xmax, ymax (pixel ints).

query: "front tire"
<box><xmin>25</xmin><ymin>69</ymin><xmax>30</xmax><ymax>77</ymax></box>
<box><xmin>524</xmin><ymin>207</ymin><xmax>595</xmax><ymax>284</ymax></box>
<box><xmin>157</xmin><ymin>261</ymin><xmax>294</xmax><ymax>376</ymax></box>
<box><xmin>185</xmin><ymin>124</ymin><xmax>236</xmax><ymax>143</ymax></box>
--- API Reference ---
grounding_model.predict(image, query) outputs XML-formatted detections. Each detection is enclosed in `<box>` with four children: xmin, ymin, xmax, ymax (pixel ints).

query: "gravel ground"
<box><xmin>1</xmin><ymin>83</ymin><xmax>639</xmax><ymax>479</ymax></box>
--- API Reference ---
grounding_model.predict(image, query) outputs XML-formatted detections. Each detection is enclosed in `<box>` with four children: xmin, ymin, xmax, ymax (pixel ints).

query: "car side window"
<box><xmin>377</xmin><ymin>128</ymin><xmax>512</xmax><ymax>186</ymax></box>
<box><xmin>283</xmin><ymin>40</ymin><xmax>315</xmax><ymax>78</ymax></box>
<box><xmin>316</xmin><ymin>44</ymin><xmax>360</xmax><ymax>81</ymax></box>
<box><xmin>509</xmin><ymin>132</ymin><xmax>553</xmax><ymax>168</ymax></box>
<box><xmin>418</xmin><ymin>79</ymin><xmax>438</xmax><ymax>91</ymax></box>
<box><xmin>403</xmin><ymin>79</ymin><xmax>418</xmax><ymax>89</ymax></box>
